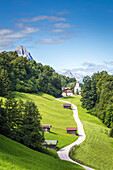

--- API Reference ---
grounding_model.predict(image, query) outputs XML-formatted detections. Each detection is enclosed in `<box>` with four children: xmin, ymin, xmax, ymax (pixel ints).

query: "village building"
<box><xmin>62</xmin><ymin>87</ymin><xmax>74</xmax><ymax>97</ymax></box>
<box><xmin>63</xmin><ymin>103</ymin><xmax>72</xmax><ymax>109</ymax></box>
<box><xmin>42</xmin><ymin>140</ymin><xmax>58</xmax><ymax>150</ymax></box>
<box><xmin>41</xmin><ymin>125</ymin><xmax>52</xmax><ymax>133</ymax></box>
<box><xmin>74</xmin><ymin>81</ymin><xmax>81</xmax><ymax>95</ymax></box>
<box><xmin>66</xmin><ymin>127</ymin><xmax>77</xmax><ymax>135</ymax></box>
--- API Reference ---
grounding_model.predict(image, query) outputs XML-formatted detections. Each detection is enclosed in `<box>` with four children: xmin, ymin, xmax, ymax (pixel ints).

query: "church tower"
<box><xmin>74</xmin><ymin>81</ymin><xmax>81</xmax><ymax>94</ymax></box>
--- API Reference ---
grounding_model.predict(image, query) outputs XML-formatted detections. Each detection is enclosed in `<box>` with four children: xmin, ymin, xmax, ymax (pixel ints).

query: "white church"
<box><xmin>74</xmin><ymin>81</ymin><xmax>81</xmax><ymax>94</ymax></box>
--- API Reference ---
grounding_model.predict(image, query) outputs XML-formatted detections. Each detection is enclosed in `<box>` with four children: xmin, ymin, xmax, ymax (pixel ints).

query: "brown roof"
<box><xmin>41</xmin><ymin>125</ymin><xmax>52</xmax><ymax>128</ymax></box>
<box><xmin>63</xmin><ymin>103</ymin><xmax>71</xmax><ymax>106</ymax></box>
<box><xmin>66</xmin><ymin>127</ymin><xmax>77</xmax><ymax>131</ymax></box>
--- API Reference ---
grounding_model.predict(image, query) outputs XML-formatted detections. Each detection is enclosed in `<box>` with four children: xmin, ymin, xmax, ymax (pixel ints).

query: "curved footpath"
<box><xmin>56</xmin><ymin>98</ymin><xmax>94</xmax><ymax>170</ymax></box>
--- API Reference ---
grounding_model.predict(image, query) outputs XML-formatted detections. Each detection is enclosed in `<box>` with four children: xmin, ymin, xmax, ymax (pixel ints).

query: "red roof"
<box><xmin>66</xmin><ymin>127</ymin><xmax>77</xmax><ymax>131</ymax></box>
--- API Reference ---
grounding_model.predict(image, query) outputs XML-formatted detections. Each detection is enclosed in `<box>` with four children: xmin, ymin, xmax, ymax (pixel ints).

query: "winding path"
<box><xmin>56</xmin><ymin>98</ymin><xmax>94</xmax><ymax>170</ymax></box>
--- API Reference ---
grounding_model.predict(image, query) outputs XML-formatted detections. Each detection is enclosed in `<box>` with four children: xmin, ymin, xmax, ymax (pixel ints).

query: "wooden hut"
<box><xmin>63</xmin><ymin>103</ymin><xmax>72</xmax><ymax>109</ymax></box>
<box><xmin>42</xmin><ymin>140</ymin><xmax>58</xmax><ymax>150</ymax></box>
<box><xmin>66</xmin><ymin>127</ymin><xmax>77</xmax><ymax>135</ymax></box>
<box><xmin>41</xmin><ymin>125</ymin><xmax>52</xmax><ymax>133</ymax></box>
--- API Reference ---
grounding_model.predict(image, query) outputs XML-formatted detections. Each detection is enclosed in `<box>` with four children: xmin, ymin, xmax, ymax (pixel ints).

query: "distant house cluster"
<box><xmin>62</xmin><ymin>81</ymin><xmax>81</xmax><ymax>97</ymax></box>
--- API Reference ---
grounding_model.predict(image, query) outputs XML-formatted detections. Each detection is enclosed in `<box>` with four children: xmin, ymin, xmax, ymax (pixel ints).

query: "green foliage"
<box><xmin>109</xmin><ymin>127</ymin><xmax>113</xmax><ymax>137</ymax></box>
<box><xmin>76</xmin><ymin>89</ymin><xmax>79</xmax><ymax>95</ymax></box>
<box><xmin>60</xmin><ymin>75</ymin><xmax>76</xmax><ymax>89</ymax></box>
<box><xmin>81</xmin><ymin>75</ymin><xmax>97</xmax><ymax>110</ymax></box>
<box><xmin>81</xmin><ymin>71</ymin><xmax>113</xmax><ymax>128</ymax></box>
<box><xmin>0</xmin><ymin>94</ymin><xmax>44</xmax><ymax>150</ymax></box>
<box><xmin>0</xmin><ymin>51</ymin><xmax>61</xmax><ymax>97</ymax></box>
<box><xmin>0</xmin><ymin>69</ymin><xmax>10</xmax><ymax>96</ymax></box>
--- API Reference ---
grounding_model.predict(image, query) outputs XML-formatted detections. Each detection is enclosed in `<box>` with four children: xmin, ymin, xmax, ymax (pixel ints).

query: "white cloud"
<box><xmin>57</xmin><ymin>10</ymin><xmax>69</xmax><ymax>15</ymax></box>
<box><xmin>0</xmin><ymin>26</ymin><xmax>39</xmax><ymax>51</ymax></box>
<box><xmin>51</xmin><ymin>29</ymin><xmax>64</xmax><ymax>33</ymax></box>
<box><xmin>37</xmin><ymin>37</ymin><xmax>66</xmax><ymax>44</ymax></box>
<box><xmin>20</xmin><ymin>15</ymin><xmax>66</xmax><ymax>22</ymax></box>
<box><xmin>54</xmin><ymin>23</ymin><xmax>76</xmax><ymax>28</ymax></box>
<box><xmin>104</xmin><ymin>61</ymin><xmax>113</xmax><ymax>65</ymax></box>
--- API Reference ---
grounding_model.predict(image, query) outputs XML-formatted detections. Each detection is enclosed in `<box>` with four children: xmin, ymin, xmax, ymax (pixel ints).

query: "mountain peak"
<box><xmin>14</xmin><ymin>46</ymin><xmax>33</xmax><ymax>60</ymax></box>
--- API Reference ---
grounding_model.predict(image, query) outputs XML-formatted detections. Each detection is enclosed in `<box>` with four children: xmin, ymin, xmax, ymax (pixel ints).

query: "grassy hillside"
<box><xmin>61</xmin><ymin>96</ymin><xmax>113</xmax><ymax>170</ymax></box>
<box><xmin>0</xmin><ymin>134</ymin><xmax>84</xmax><ymax>170</ymax></box>
<box><xmin>14</xmin><ymin>92</ymin><xmax>78</xmax><ymax>149</ymax></box>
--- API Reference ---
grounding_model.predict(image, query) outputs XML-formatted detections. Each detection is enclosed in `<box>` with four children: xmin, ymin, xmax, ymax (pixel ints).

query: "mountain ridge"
<box><xmin>14</xmin><ymin>46</ymin><xmax>33</xmax><ymax>60</ymax></box>
<box><xmin>63</xmin><ymin>70</ymin><xmax>84</xmax><ymax>83</ymax></box>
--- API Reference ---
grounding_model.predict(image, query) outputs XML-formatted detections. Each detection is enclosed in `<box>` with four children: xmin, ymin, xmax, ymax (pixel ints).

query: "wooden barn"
<box><xmin>63</xmin><ymin>103</ymin><xmax>72</xmax><ymax>109</ymax></box>
<box><xmin>42</xmin><ymin>140</ymin><xmax>58</xmax><ymax>150</ymax></box>
<box><xmin>41</xmin><ymin>125</ymin><xmax>52</xmax><ymax>133</ymax></box>
<box><xmin>66</xmin><ymin>127</ymin><xmax>77</xmax><ymax>135</ymax></box>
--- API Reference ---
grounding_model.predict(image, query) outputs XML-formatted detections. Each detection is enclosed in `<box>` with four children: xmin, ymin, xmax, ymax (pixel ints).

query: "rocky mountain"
<box><xmin>63</xmin><ymin>70</ymin><xmax>84</xmax><ymax>83</ymax></box>
<box><xmin>14</xmin><ymin>46</ymin><xmax>33</xmax><ymax>60</ymax></box>
<box><xmin>63</xmin><ymin>70</ymin><xmax>73</xmax><ymax>78</ymax></box>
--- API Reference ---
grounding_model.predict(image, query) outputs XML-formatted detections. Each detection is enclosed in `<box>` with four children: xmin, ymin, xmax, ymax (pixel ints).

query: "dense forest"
<box><xmin>0</xmin><ymin>51</ymin><xmax>62</xmax><ymax>97</ymax></box>
<box><xmin>81</xmin><ymin>71</ymin><xmax>113</xmax><ymax>136</ymax></box>
<box><xmin>0</xmin><ymin>51</ymin><xmax>77</xmax><ymax>98</ymax></box>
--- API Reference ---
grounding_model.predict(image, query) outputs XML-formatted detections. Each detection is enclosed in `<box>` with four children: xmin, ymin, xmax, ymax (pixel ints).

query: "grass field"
<box><xmin>61</xmin><ymin>95</ymin><xmax>113</xmax><ymax>170</ymax></box>
<box><xmin>0</xmin><ymin>134</ymin><xmax>84</xmax><ymax>170</ymax></box>
<box><xmin>14</xmin><ymin>92</ymin><xmax>78</xmax><ymax>149</ymax></box>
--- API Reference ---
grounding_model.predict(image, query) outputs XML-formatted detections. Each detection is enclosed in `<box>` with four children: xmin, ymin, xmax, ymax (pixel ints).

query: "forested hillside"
<box><xmin>0</xmin><ymin>51</ymin><xmax>61</xmax><ymax>97</ymax></box>
<box><xmin>81</xmin><ymin>71</ymin><xmax>113</xmax><ymax>136</ymax></box>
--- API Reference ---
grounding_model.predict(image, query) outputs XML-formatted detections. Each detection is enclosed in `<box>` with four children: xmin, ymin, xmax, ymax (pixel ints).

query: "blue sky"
<box><xmin>1</xmin><ymin>0</ymin><xmax>113</xmax><ymax>75</ymax></box>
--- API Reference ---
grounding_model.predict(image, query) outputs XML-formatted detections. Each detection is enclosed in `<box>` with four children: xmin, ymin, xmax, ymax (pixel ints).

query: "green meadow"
<box><xmin>14</xmin><ymin>92</ymin><xmax>78</xmax><ymax>149</ymax></box>
<box><xmin>0</xmin><ymin>134</ymin><xmax>84</xmax><ymax>170</ymax></box>
<box><xmin>0</xmin><ymin>92</ymin><xmax>85</xmax><ymax>170</ymax></box>
<box><xmin>61</xmin><ymin>95</ymin><xmax>113</xmax><ymax>170</ymax></box>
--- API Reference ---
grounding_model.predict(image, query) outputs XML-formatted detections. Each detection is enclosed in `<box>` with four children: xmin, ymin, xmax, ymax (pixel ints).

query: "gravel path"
<box><xmin>56</xmin><ymin>98</ymin><xmax>94</xmax><ymax>170</ymax></box>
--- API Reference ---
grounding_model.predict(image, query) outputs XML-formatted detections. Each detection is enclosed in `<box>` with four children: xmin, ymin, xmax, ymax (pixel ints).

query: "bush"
<box><xmin>109</xmin><ymin>127</ymin><xmax>113</xmax><ymax>137</ymax></box>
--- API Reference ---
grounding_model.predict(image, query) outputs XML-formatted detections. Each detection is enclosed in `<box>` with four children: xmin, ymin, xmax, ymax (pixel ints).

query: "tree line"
<box><xmin>0</xmin><ymin>93</ymin><xmax>44</xmax><ymax>150</ymax></box>
<box><xmin>81</xmin><ymin>71</ymin><xmax>113</xmax><ymax>137</ymax></box>
<box><xmin>0</xmin><ymin>51</ymin><xmax>62</xmax><ymax>97</ymax></box>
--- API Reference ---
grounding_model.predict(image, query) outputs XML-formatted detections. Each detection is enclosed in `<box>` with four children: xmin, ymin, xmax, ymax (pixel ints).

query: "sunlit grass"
<box><xmin>61</xmin><ymin>95</ymin><xmax>113</xmax><ymax>170</ymax></box>
<box><xmin>14</xmin><ymin>92</ymin><xmax>78</xmax><ymax>149</ymax></box>
<box><xmin>0</xmin><ymin>134</ymin><xmax>84</xmax><ymax>170</ymax></box>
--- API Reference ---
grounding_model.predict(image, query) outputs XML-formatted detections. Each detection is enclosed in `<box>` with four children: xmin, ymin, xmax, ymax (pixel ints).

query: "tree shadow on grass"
<box><xmin>50</xmin><ymin>131</ymin><xmax>58</xmax><ymax>135</ymax></box>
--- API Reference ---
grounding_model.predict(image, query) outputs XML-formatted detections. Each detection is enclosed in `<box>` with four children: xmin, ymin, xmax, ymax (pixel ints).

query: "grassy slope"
<box><xmin>14</xmin><ymin>92</ymin><xmax>78</xmax><ymax>149</ymax></box>
<box><xmin>61</xmin><ymin>96</ymin><xmax>113</xmax><ymax>170</ymax></box>
<box><xmin>0</xmin><ymin>134</ymin><xmax>84</xmax><ymax>170</ymax></box>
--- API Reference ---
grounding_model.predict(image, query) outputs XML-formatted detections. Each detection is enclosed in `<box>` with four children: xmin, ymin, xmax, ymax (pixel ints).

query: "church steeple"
<box><xmin>74</xmin><ymin>81</ymin><xmax>81</xmax><ymax>94</ymax></box>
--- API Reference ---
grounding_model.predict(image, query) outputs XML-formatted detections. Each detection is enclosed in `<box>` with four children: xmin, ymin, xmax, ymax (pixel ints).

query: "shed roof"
<box><xmin>63</xmin><ymin>103</ymin><xmax>71</xmax><ymax>106</ymax></box>
<box><xmin>41</xmin><ymin>125</ymin><xmax>52</xmax><ymax>128</ymax></box>
<box><xmin>43</xmin><ymin>140</ymin><xmax>58</xmax><ymax>145</ymax></box>
<box><xmin>66</xmin><ymin>128</ymin><xmax>77</xmax><ymax>131</ymax></box>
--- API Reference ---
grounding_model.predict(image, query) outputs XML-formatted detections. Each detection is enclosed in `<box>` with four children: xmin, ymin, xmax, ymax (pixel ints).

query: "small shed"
<box><xmin>66</xmin><ymin>127</ymin><xmax>77</xmax><ymax>135</ymax></box>
<box><xmin>63</xmin><ymin>103</ymin><xmax>72</xmax><ymax>109</ymax></box>
<box><xmin>42</xmin><ymin>140</ymin><xmax>58</xmax><ymax>150</ymax></box>
<box><xmin>41</xmin><ymin>125</ymin><xmax>52</xmax><ymax>133</ymax></box>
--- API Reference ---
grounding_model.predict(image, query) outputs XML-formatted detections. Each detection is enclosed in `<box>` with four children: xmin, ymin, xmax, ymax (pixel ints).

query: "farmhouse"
<box><xmin>42</xmin><ymin>140</ymin><xmax>58</xmax><ymax>150</ymax></box>
<box><xmin>63</xmin><ymin>103</ymin><xmax>72</xmax><ymax>109</ymax></box>
<box><xmin>41</xmin><ymin>125</ymin><xmax>52</xmax><ymax>133</ymax></box>
<box><xmin>66</xmin><ymin>127</ymin><xmax>77</xmax><ymax>135</ymax></box>
<box><xmin>62</xmin><ymin>87</ymin><xmax>73</xmax><ymax>97</ymax></box>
